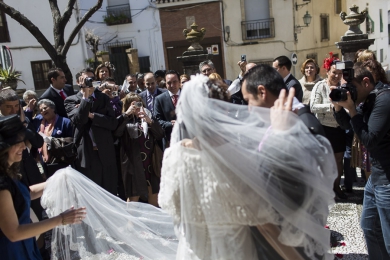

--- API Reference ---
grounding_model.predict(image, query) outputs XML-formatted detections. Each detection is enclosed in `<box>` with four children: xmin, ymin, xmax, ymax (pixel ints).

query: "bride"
<box><xmin>158</xmin><ymin>74</ymin><xmax>337</xmax><ymax>260</ymax></box>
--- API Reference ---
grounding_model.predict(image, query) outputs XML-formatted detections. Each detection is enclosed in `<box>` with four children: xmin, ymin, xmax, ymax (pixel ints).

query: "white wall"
<box><xmin>3</xmin><ymin>0</ymin><xmax>87</xmax><ymax>90</ymax></box>
<box><xmin>346</xmin><ymin>0</ymin><xmax>389</xmax><ymax>69</ymax></box>
<box><xmin>80</xmin><ymin>0</ymin><xmax>165</xmax><ymax>73</ymax></box>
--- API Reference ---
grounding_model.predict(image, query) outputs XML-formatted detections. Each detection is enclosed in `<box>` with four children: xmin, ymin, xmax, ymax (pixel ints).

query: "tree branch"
<box><xmin>0</xmin><ymin>2</ymin><xmax>57</xmax><ymax>59</ymax></box>
<box><xmin>62</xmin><ymin>0</ymin><xmax>103</xmax><ymax>56</ymax></box>
<box><xmin>61</xmin><ymin>0</ymin><xmax>77</xmax><ymax>28</ymax></box>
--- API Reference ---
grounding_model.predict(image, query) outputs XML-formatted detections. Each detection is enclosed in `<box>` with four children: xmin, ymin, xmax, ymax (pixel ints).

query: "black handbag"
<box><xmin>47</xmin><ymin>137</ymin><xmax>77</xmax><ymax>164</ymax></box>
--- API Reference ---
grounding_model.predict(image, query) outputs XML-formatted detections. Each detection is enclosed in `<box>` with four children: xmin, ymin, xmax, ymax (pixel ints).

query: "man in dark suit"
<box><xmin>272</xmin><ymin>56</ymin><xmax>303</xmax><ymax>102</ymax></box>
<box><xmin>154</xmin><ymin>70</ymin><xmax>181</xmax><ymax>149</ymax></box>
<box><xmin>64</xmin><ymin>68</ymin><xmax>118</xmax><ymax>195</ymax></box>
<box><xmin>39</xmin><ymin>68</ymin><xmax>75</xmax><ymax>118</ymax></box>
<box><xmin>139</xmin><ymin>72</ymin><xmax>167</xmax><ymax>114</ymax></box>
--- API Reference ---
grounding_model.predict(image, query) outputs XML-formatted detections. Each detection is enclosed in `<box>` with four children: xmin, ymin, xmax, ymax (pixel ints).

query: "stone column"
<box><xmin>126</xmin><ymin>48</ymin><xmax>140</xmax><ymax>74</ymax></box>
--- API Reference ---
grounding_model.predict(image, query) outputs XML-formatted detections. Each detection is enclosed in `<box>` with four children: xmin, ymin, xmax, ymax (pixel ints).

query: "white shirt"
<box><xmin>50</xmin><ymin>84</ymin><xmax>67</xmax><ymax>98</ymax></box>
<box><xmin>168</xmin><ymin>89</ymin><xmax>181</xmax><ymax>98</ymax></box>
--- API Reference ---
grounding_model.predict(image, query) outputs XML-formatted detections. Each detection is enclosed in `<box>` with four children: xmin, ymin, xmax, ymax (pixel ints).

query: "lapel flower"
<box><xmin>56</xmin><ymin>130</ymin><xmax>62</xmax><ymax>135</ymax></box>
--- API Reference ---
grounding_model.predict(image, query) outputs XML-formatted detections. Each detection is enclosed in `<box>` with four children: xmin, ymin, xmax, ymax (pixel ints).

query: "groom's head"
<box><xmin>241</xmin><ymin>64</ymin><xmax>287</xmax><ymax>109</ymax></box>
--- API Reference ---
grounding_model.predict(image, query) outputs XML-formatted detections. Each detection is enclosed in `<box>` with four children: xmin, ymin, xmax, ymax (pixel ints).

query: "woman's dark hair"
<box><xmin>95</xmin><ymin>64</ymin><xmax>112</xmax><ymax>81</ymax></box>
<box><xmin>0</xmin><ymin>147</ymin><xmax>21</xmax><ymax>179</ymax></box>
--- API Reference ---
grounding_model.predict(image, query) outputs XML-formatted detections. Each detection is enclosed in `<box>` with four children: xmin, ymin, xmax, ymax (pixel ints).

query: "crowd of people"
<box><xmin>0</xmin><ymin>49</ymin><xmax>389</xmax><ymax>259</ymax></box>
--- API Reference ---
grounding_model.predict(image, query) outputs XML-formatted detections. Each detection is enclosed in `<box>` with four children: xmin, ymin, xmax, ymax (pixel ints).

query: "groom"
<box><xmin>241</xmin><ymin>64</ymin><xmax>326</xmax><ymax>259</ymax></box>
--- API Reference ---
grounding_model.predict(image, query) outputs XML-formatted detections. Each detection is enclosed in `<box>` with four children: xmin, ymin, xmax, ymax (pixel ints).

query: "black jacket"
<box><xmin>334</xmin><ymin>81</ymin><xmax>390</xmax><ymax>183</ymax></box>
<box><xmin>39</xmin><ymin>84</ymin><xmax>75</xmax><ymax>118</ymax></box>
<box><xmin>285</xmin><ymin>74</ymin><xmax>303</xmax><ymax>102</ymax></box>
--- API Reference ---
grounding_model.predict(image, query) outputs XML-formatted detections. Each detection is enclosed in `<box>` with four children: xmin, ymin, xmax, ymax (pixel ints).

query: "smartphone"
<box><xmin>241</xmin><ymin>55</ymin><xmax>246</xmax><ymax>62</ymax></box>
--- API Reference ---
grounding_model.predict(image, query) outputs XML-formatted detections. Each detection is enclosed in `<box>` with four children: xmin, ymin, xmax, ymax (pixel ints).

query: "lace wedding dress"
<box><xmin>158</xmin><ymin>74</ymin><xmax>336</xmax><ymax>260</ymax></box>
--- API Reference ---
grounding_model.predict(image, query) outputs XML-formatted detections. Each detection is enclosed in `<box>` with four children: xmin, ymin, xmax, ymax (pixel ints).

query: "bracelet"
<box><xmin>60</xmin><ymin>213</ymin><xmax>66</xmax><ymax>225</ymax></box>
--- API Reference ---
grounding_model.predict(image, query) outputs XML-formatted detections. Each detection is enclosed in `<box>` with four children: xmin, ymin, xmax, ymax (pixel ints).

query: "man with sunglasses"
<box><xmin>199</xmin><ymin>60</ymin><xmax>232</xmax><ymax>86</ymax></box>
<box><xmin>64</xmin><ymin>68</ymin><xmax>118</xmax><ymax>195</ymax></box>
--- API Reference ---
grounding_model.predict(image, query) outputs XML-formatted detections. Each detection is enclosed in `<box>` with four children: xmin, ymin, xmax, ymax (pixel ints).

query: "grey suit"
<box><xmin>64</xmin><ymin>90</ymin><xmax>118</xmax><ymax>194</ymax></box>
<box><xmin>39</xmin><ymin>84</ymin><xmax>75</xmax><ymax>118</ymax></box>
<box><xmin>139</xmin><ymin>88</ymin><xmax>167</xmax><ymax>114</ymax></box>
<box><xmin>154</xmin><ymin>91</ymin><xmax>177</xmax><ymax>148</ymax></box>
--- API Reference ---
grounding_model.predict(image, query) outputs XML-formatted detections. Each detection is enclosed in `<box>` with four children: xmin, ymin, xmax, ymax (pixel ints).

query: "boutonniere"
<box><xmin>56</xmin><ymin>130</ymin><xmax>62</xmax><ymax>135</ymax></box>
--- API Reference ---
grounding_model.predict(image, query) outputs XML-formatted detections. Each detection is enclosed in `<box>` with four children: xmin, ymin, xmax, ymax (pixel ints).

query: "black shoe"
<box><xmin>334</xmin><ymin>188</ymin><xmax>348</xmax><ymax>200</ymax></box>
<box><xmin>342</xmin><ymin>187</ymin><xmax>353</xmax><ymax>193</ymax></box>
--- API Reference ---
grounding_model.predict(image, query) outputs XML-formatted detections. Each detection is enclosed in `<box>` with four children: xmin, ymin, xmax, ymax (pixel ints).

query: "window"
<box><xmin>380</xmin><ymin>49</ymin><xmax>383</xmax><ymax>63</ymax></box>
<box><xmin>306</xmin><ymin>53</ymin><xmax>318</xmax><ymax>62</ymax></box>
<box><xmin>379</xmin><ymin>9</ymin><xmax>383</xmax><ymax>32</ymax></box>
<box><xmin>320</xmin><ymin>14</ymin><xmax>329</xmax><ymax>41</ymax></box>
<box><xmin>0</xmin><ymin>7</ymin><xmax>10</xmax><ymax>43</ymax></box>
<box><xmin>31</xmin><ymin>60</ymin><xmax>52</xmax><ymax>90</ymax></box>
<box><xmin>335</xmin><ymin>0</ymin><xmax>342</xmax><ymax>14</ymax></box>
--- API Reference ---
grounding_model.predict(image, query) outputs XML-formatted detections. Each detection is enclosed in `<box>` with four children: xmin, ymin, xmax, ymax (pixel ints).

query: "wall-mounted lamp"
<box><xmin>295</xmin><ymin>0</ymin><xmax>311</xmax><ymax>11</ymax></box>
<box><xmin>225</xmin><ymin>25</ymin><xmax>230</xmax><ymax>41</ymax></box>
<box><xmin>295</xmin><ymin>11</ymin><xmax>312</xmax><ymax>29</ymax></box>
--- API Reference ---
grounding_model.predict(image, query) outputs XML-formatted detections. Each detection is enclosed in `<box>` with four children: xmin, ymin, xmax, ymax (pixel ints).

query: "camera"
<box><xmin>135</xmin><ymin>102</ymin><xmax>143</xmax><ymax>108</ymax></box>
<box><xmin>241</xmin><ymin>55</ymin><xmax>246</xmax><ymax>62</ymax></box>
<box><xmin>83</xmin><ymin>77</ymin><xmax>94</xmax><ymax>88</ymax></box>
<box><xmin>112</xmin><ymin>91</ymin><xmax>118</xmax><ymax>97</ymax></box>
<box><xmin>329</xmin><ymin>61</ymin><xmax>358</xmax><ymax>102</ymax></box>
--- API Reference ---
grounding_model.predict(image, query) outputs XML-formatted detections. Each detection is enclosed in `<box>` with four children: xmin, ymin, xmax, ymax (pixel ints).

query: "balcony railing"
<box><xmin>104</xmin><ymin>4</ymin><xmax>132</xmax><ymax>26</ymax></box>
<box><xmin>241</xmin><ymin>18</ymin><xmax>274</xmax><ymax>41</ymax></box>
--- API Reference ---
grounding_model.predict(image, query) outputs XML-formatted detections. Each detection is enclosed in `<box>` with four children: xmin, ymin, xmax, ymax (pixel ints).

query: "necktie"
<box><xmin>59</xmin><ymin>90</ymin><xmax>66</xmax><ymax>100</ymax></box>
<box><xmin>147</xmin><ymin>95</ymin><xmax>153</xmax><ymax>113</ymax></box>
<box><xmin>172</xmin><ymin>95</ymin><xmax>178</xmax><ymax>107</ymax></box>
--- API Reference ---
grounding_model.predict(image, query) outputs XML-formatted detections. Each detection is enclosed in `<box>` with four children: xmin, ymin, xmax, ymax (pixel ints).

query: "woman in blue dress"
<box><xmin>0</xmin><ymin>114</ymin><xmax>86</xmax><ymax>259</ymax></box>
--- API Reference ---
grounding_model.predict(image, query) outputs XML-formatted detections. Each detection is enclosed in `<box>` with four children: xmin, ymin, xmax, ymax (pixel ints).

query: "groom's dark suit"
<box><xmin>154</xmin><ymin>91</ymin><xmax>176</xmax><ymax>149</ymax></box>
<box><xmin>64</xmin><ymin>89</ymin><xmax>118</xmax><ymax>194</ymax></box>
<box><xmin>39</xmin><ymin>84</ymin><xmax>75</xmax><ymax>118</ymax></box>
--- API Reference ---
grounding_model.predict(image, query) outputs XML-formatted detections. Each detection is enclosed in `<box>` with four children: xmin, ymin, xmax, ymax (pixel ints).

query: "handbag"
<box><xmin>47</xmin><ymin>137</ymin><xmax>77</xmax><ymax>164</ymax></box>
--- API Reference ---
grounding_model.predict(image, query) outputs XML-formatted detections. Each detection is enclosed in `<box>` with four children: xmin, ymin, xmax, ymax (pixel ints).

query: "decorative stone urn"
<box><xmin>183</xmin><ymin>23</ymin><xmax>206</xmax><ymax>51</ymax></box>
<box><xmin>340</xmin><ymin>5</ymin><xmax>367</xmax><ymax>35</ymax></box>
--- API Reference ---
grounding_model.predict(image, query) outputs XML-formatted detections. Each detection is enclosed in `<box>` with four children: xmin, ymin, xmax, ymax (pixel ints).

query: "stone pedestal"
<box><xmin>335</xmin><ymin>34</ymin><xmax>375</xmax><ymax>62</ymax></box>
<box><xmin>126</xmin><ymin>48</ymin><xmax>140</xmax><ymax>74</ymax></box>
<box><xmin>177</xmin><ymin>50</ymin><xmax>213</xmax><ymax>76</ymax></box>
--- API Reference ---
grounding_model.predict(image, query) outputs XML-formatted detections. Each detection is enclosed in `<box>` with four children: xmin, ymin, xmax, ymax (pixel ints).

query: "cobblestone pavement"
<box><xmin>327</xmin><ymin>176</ymin><xmax>368</xmax><ymax>260</ymax></box>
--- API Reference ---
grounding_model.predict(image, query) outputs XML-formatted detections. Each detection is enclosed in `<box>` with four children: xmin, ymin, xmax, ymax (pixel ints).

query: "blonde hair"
<box><xmin>357</xmin><ymin>50</ymin><xmax>377</xmax><ymax>63</ymax></box>
<box><xmin>208</xmin><ymin>73</ymin><xmax>222</xmax><ymax>81</ymax></box>
<box><xmin>300</xmin><ymin>59</ymin><xmax>320</xmax><ymax>76</ymax></box>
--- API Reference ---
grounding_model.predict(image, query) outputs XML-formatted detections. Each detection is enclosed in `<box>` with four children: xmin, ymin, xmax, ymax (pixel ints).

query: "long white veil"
<box><xmin>41</xmin><ymin>167</ymin><xmax>178</xmax><ymax>260</ymax></box>
<box><xmin>159</xmin><ymin>74</ymin><xmax>336</xmax><ymax>259</ymax></box>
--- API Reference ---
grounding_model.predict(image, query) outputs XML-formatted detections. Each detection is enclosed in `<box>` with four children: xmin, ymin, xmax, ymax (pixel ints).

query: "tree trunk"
<box><xmin>53</xmin><ymin>55</ymin><xmax>73</xmax><ymax>86</ymax></box>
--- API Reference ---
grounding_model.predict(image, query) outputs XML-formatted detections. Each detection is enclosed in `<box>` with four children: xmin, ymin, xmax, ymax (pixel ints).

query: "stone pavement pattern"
<box><xmin>327</xmin><ymin>179</ymin><xmax>368</xmax><ymax>260</ymax></box>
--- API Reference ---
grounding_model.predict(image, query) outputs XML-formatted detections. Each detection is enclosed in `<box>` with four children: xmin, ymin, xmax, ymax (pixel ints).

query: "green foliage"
<box><xmin>103</xmin><ymin>12</ymin><xmax>130</xmax><ymax>25</ymax></box>
<box><xmin>0</xmin><ymin>67</ymin><xmax>25</xmax><ymax>84</ymax></box>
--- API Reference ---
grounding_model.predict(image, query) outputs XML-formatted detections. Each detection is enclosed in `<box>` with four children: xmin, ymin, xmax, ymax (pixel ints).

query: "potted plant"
<box><xmin>0</xmin><ymin>67</ymin><xmax>25</xmax><ymax>90</ymax></box>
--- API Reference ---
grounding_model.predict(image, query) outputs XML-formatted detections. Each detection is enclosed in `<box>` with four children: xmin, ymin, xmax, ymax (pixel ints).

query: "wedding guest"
<box><xmin>362</xmin><ymin>59</ymin><xmax>388</xmax><ymax>84</ymax></box>
<box><xmin>136</xmin><ymin>73</ymin><xmax>146</xmax><ymax>92</ymax></box>
<box><xmin>180</xmin><ymin>74</ymin><xmax>189</xmax><ymax>87</ymax></box>
<box><xmin>298</xmin><ymin>59</ymin><xmax>322</xmax><ymax>105</ymax></box>
<box><xmin>114</xmin><ymin>93</ymin><xmax>164</xmax><ymax>206</ymax></box>
<box><xmin>32</xmin><ymin>99</ymin><xmax>73</xmax><ymax>177</ymax></box>
<box><xmin>100</xmin><ymin>77</ymin><xmax>122</xmax><ymax>117</ymax></box>
<box><xmin>95</xmin><ymin>63</ymin><xmax>112</xmax><ymax>82</ymax></box>
<box><xmin>310</xmin><ymin>53</ymin><xmax>346</xmax><ymax>199</ymax></box>
<box><xmin>65</xmin><ymin>68</ymin><xmax>118</xmax><ymax>195</ymax></box>
<box><xmin>23</xmin><ymin>90</ymin><xmax>39</xmax><ymax>119</ymax></box>
<box><xmin>356</xmin><ymin>49</ymin><xmax>377</xmax><ymax>63</ymax></box>
<box><xmin>154</xmin><ymin>70</ymin><xmax>166</xmax><ymax>85</ymax></box>
<box><xmin>0</xmin><ymin>114</ymin><xmax>86</xmax><ymax>260</ymax></box>
<box><xmin>208</xmin><ymin>72</ymin><xmax>222</xmax><ymax>81</ymax></box>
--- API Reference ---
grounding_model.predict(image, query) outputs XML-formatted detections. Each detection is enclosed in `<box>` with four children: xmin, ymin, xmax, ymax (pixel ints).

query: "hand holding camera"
<box><xmin>125</xmin><ymin>101</ymin><xmax>143</xmax><ymax>116</ymax></box>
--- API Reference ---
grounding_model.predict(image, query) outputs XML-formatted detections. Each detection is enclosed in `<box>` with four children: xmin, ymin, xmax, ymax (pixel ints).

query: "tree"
<box><xmin>0</xmin><ymin>0</ymin><xmax>103</xmax><ymax>85</ymax></box>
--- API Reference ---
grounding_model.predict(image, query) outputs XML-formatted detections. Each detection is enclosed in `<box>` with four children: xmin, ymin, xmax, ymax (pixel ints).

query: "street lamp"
<box><xmin>296</xmin><ymin>11</ymin><xmax>312</xmax><ymax>29</ymax></box>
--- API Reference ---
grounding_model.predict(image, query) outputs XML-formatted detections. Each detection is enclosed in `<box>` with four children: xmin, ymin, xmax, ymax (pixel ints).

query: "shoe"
<box><xmin>334</xmin><ymin>188</ymin><xmax>348</xmax><ymax>200</ymax></box>
<box><xmin>342</xmin><ymin>186</ymin><xmax>353</xmax><ymax>193</ymax></box>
